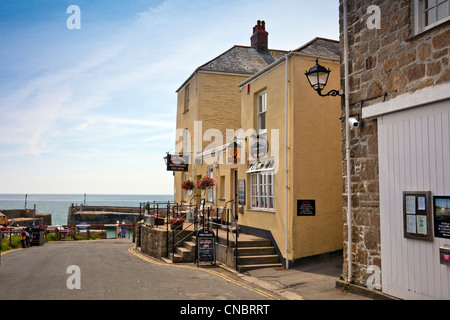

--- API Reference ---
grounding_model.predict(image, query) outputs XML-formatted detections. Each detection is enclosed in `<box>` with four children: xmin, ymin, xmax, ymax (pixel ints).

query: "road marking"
<box><xmin>128</xmin><ymin>247</ymin><xmax>280</xmax><ymax>300</ymax></box>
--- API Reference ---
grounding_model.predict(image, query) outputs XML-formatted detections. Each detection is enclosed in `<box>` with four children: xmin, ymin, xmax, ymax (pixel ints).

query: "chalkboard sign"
<box><xmin>297</xmin><ymin>200</ymin><xmax>315</xmax><ymax>216</ymax></box>
<box><xmin>196</xmin><ymin>228</ymin><xmax>216</xmax><ymax>266</ymax></box>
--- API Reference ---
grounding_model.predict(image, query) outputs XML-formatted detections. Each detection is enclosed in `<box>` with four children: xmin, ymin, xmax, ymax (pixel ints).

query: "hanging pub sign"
<box><xmin>226</xmin><ymin>142</ymin><xmax>242</xmax><ymax>164</ymax></box>
<box><xmin>403</xmin><ymin>191</ymin><xmax>433</xmax><ymax>241</ymax></box>
<box><xmin>249</xmin><ymin>136</ymin><xmax>269</xmax><ymax>159</ymax></box>
<box><xmin>297</xmin><ymin>200</ymin><xmax>315</xmax><ymax>216</ymax></box>
<box><xmin>196</xmin><ymin>228</ymin><xmax>216</xmax><ymax>266</ymax></box>
<box><xmin>166</xmin><ymin>154</ymin><xmax>189</xmax><ymax>172</ymax></box>
<box><xmin>434</xmin><ymin>196</ymin><xmax>450</xmax><ymax>239</ymax></box>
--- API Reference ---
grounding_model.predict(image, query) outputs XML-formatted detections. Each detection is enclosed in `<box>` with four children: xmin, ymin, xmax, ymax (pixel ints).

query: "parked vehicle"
<box><xmin>20</xmin><ymin>229</ymin><xmax>31</xmax><ymax>248</ymax></box>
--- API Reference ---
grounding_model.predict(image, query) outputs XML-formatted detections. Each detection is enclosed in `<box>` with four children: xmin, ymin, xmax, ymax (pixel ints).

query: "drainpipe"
<box><xmin>343</xmin><ymin>0</ymin><xmax>352</xmax><ymax>283</ymax></box>
<box><xmin>285</xmin><ymin>53</ymin><xmax>290</xmax><ymax>269</ymax></box>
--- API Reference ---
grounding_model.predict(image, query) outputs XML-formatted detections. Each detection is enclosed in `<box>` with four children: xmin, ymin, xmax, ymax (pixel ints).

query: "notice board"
<box><xmin>403</xmin><ymin>191</ymin><xmax>433</xmax><ymax>241</ymax></box>
<box><xmin>297</xmin><ymin>200</ymin><xmax>315</xmax><ymax>216</ymax></box>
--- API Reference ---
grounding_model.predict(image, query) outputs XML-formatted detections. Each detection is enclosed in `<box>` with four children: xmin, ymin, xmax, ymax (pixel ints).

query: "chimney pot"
<box><xmin>251</xmin><ymin>20</ymin><xmax>268</xmax><ymax>52</ymax></box>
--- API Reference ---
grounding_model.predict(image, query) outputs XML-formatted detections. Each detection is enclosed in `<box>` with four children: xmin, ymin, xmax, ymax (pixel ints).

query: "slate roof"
<box><xmin>176</xmin><ymin>45</ymin><xmax>288</xmax><ymax>92</ymax></box>
<box><xmin>199</xmin><ymin>45</ymin><xmax>288</xmax><ymax>75</ymax></box>
<box><xmin>176</xmin><ymin>38</ymin><xmax>339</xmax><ymax>92</ymax></box>
<box><xmin>238</xmin><ymin>37</ymin><xmax>340</xmax><ymax>88</ymax></box>
<box><xmin>293</xmin><ymin>37</ymin><xmax>340</xmax><ymax>60</ymax></box>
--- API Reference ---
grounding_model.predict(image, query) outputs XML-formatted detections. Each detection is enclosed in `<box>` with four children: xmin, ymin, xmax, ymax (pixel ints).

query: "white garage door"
<box><xmin>378</xmin><ymin>98</ymin><xmax>450</xmax><ymax>300</ymax></box>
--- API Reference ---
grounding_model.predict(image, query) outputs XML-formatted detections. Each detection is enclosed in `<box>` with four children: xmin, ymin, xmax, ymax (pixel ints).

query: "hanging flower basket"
<box><xmin>197</xmin><ymin>176</ymin><xmax>215</xmax><ymax>190</ymax></box>
<box><xmin>182</xmin><ymin>180</ymin><xmax>195</xmax><ymax>191</ymax></box>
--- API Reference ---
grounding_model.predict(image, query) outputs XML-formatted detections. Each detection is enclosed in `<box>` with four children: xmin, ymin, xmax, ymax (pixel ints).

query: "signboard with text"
<box><xmin>226</xmin><ymin>143</ymin><xmax>242</xmax><ymax>164</ymax></box>
<box><xmin>166</xmin><ymin>154</ymin><xmax>189</xmax><ymax>172</ymax></box>
<box><xmin>297</xmin><ymin>200</ymin><xmax>315</xmax><ymax>216</ymax></box>
<box><xmin>196</xmin><ymin>228</ymin><xmax>216</xmax><ymax>265</ymax></box>
<box><xmin>249</xmin><ymin>136</ymin><xmax>269</xmax><ymax>159</ymax></box>
<box><xmin>434</xmin><ymin>196</ymin><xmax>450</xmax><ymax>239</ymax></box>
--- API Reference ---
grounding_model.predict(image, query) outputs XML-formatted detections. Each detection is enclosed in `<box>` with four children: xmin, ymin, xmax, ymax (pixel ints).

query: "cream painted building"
<box><xmin>173</xmin><ymin>21</ymin><xmax>287</xmax><ymax>204</ymax></box>
<box><xmin>234</xmin><ymin>38</ymin><xmax>343</xmax><ymax>266</ymax></box>
<box><xmin>172</xmin><ymin>25</ymin><xmax>343</xmax><ymax>267</ymax></box>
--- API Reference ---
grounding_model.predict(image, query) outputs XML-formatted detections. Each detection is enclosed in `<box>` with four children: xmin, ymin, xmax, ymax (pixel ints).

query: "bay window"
<box><xmin>248</xmin><ymin>159</ymin><xmax>274</xmax><ymax>210</ymax></box>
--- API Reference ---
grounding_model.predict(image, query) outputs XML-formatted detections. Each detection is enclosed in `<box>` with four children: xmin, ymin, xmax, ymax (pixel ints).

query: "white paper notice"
<box><xmin>406</xmin><ymin>196</ymin><xmax>416</xmax><ymax>214</ymax></box>
<box><xmin>417</xmin><ymin>216</ymin><xmax>427</xmax><ymax>235</ymax></box>
<box><xmin>407</xmin><ymin>215</ymin><xmax>416</xmax><ymax>233</ymax></box>
<box><xmin>418</xmin><ymin>196</ymin><xmax>426</xmax><ymax>211</ymax></box>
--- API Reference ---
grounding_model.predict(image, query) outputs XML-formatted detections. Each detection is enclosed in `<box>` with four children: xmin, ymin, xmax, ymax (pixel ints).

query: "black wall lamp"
<box><xmin>305</xmin><ymin>59</ymin><xmax>343</xmax><ymax>97</ymax></box>
<box><xmin>163</xmin><ymin>152</ymin><xmax>171</xmax><ymax>165</ymax></box>
<box><xmin>305</xmin><ymin>59</ymin><xmax>363</xmax><ymax>128</ymax></box>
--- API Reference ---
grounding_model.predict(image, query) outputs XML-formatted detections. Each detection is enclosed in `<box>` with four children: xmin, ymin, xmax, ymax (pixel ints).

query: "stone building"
<box><xmin>339</xmin><ymin>0</ymin><xmax>450</xmax><ymax>299</ymax></box>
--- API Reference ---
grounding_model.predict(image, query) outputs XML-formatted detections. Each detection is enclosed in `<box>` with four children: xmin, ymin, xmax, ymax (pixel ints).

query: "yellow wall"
<box><xmin>174</xmin><ymin>72</ymin><xmax>248</xmax><ymax>204</ymax></box>
<box><xmin>238</xmin><ymin>54</ymin><xmax>343</xmax><ymax>262</ymax></box>
<box><xmin>173</xmin><ymin>55</ymin><xmax>343</xmax><ymax>264</ymax></box>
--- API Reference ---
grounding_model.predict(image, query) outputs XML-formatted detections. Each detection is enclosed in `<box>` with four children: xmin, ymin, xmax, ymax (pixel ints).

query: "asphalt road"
<box><xmin>0</xmin><ymin>239</ymin><xmax>283</xmax><ymax>301</ymax></box>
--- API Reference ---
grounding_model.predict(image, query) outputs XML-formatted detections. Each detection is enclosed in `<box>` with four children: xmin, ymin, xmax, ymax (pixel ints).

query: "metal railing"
<box><xmin>166</xmin><ymin>197</ymin><xmax>240</xmax><ymax>270</ymax></box>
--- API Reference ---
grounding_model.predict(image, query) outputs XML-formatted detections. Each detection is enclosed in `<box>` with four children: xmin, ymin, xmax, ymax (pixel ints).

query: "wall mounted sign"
<box><xmin>434</xmin><ymin>196</ymin><xmax>450</xmax><ymax>239</ymax></box>
<box><xmin>196</xmin><ymin>228</ymin><xmax>216</xmax><ymax>266</ymax></box>
<box><xmin>238</xmin><ymin>179</ymin><xmax>246</xmax><ymax>205</ymax></box>
<box><xmin>297</xmin><ymin>200</ymin><xmax>315</xmax><ymax>216</ymax></box>
<box><xmin>226</xmin><ymin>143</ymin><xmax>242</xmax><ymax>164</ymax></box>
<box><xmin>403</xmin><ymin>191</ymin><xmax>433</xmax><ymax>241</ymax></box>
<box><xmin>166</xmin><ymin>154</ymin><xmax>189</xmax><ymax>172</ymax></box>
<box><xmin>249</xmin><ymin>136</ymin><xmax>269</xmax><ymax>159</ymax></box>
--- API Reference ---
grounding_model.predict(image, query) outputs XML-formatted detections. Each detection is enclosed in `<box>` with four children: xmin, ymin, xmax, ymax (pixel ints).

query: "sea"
<box><xmin>0</xmin><ymin>193</ymin><xmax>173</xmax><ymax>226</ymax></box>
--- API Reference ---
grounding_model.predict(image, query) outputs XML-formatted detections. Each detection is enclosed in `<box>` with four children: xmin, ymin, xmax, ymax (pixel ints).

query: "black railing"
<box><xmin>163</xmin><ymin>198</ymin><xmax>239</xmax><ymax>270</ymax></box>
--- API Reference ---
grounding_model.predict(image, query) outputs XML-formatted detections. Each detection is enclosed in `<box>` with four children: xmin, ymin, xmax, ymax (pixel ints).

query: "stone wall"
<box><xmin>1</xmin><ymin>210</ymin><xmax>52</xmax><ymax>226</ymax></box>
<box><xmin>68</xmin><ymin>212</ymin><xmax>140</xmax><ymax>225</ymax></box>
<box><xmin>339</xmin><ymin>0</ymin><xmax>450</xmax><ymax>286</ymax></box>
<box><xmin>139</xmin><ymin>225</ymin><xmax>192</xmax><ymax>259</ymax></box>
<box><xmin>67</xmin><ymin>205</ymin><xmax>142</xmax><ymax>225</ymax></box>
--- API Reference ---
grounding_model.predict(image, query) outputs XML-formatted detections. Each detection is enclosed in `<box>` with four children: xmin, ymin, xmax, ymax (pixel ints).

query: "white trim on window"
<box><xmin>249</xmin><ymin>171</ymin><xmax>274</xmax><ymax>210</ymax></box>
<box><xmin>257</xmin><ymin>91</ymin><xmax>267</xmax><ymax>135</ymax></box>
<box><xmin>414</xmin><ymin>0</ymin><xmax>450</xmax><ymax>35</ymax></box>
<box><xmin>248</xmin><ymin>159</ymin><xmax>274</xmax><ymax>211</ymax></box>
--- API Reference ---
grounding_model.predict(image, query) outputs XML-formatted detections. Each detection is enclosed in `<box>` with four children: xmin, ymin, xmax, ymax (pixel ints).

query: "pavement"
<box><xmin>216</xmin><ymin>251</ymin><xmax>375</xmax><ymax>300</ymax></box>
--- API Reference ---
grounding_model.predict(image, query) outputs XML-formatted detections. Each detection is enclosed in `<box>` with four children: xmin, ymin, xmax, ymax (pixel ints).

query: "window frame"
<box><xmin>185</xmin><ymin>85</ymin><xmax>190</xmax><ymax>112</ymax></box>
<box><xmin>413</xmin><ymin>0</ymin><xmax>450</xmax><ymax>35</ymax></box>
<box><xmin>248</xmin><ymin>166</ymin><xmax>274</xmax><ymax>211</ymax></box>
<box><xmin>257</xmin><ymin>90</ymin><xmax>267</xmax><ymax>135</ymax></box>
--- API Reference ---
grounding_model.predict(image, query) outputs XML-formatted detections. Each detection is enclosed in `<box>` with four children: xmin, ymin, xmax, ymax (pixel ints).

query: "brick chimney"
<box><xmin>251</xmin><ymin>20</ymin><xmax>268</xmax><ymax>52</ymax></box>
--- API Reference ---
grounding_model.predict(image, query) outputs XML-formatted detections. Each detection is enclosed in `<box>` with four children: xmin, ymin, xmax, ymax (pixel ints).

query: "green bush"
<box><xmin>46</xmin><ymin>232</ymin><xmax>58</xmax><ymax>241</ymax></box>
<box><xmin>1</xmin><ymin>234</ymin><xmax>22</xmax><ymax>252</ymax></box>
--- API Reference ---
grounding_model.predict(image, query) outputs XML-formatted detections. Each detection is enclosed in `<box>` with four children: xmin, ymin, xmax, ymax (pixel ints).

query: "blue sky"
<box><xmin>0</xmin><ymin>0</ymin><xmax>339</xmax><ymax>195</ymax></box>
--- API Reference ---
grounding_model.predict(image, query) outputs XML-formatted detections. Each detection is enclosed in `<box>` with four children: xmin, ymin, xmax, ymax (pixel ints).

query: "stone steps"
<box><xmin>165</xmin><ymin>231</ymin><xmax>283</xmax><ymax>272</ymax></box>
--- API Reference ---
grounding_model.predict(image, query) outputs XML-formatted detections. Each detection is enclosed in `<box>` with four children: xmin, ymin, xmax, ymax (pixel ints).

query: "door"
<box><xmin>378</xmin><ymin>99</ymin><xmax>450</xmax><ymax>299</ymax></box>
